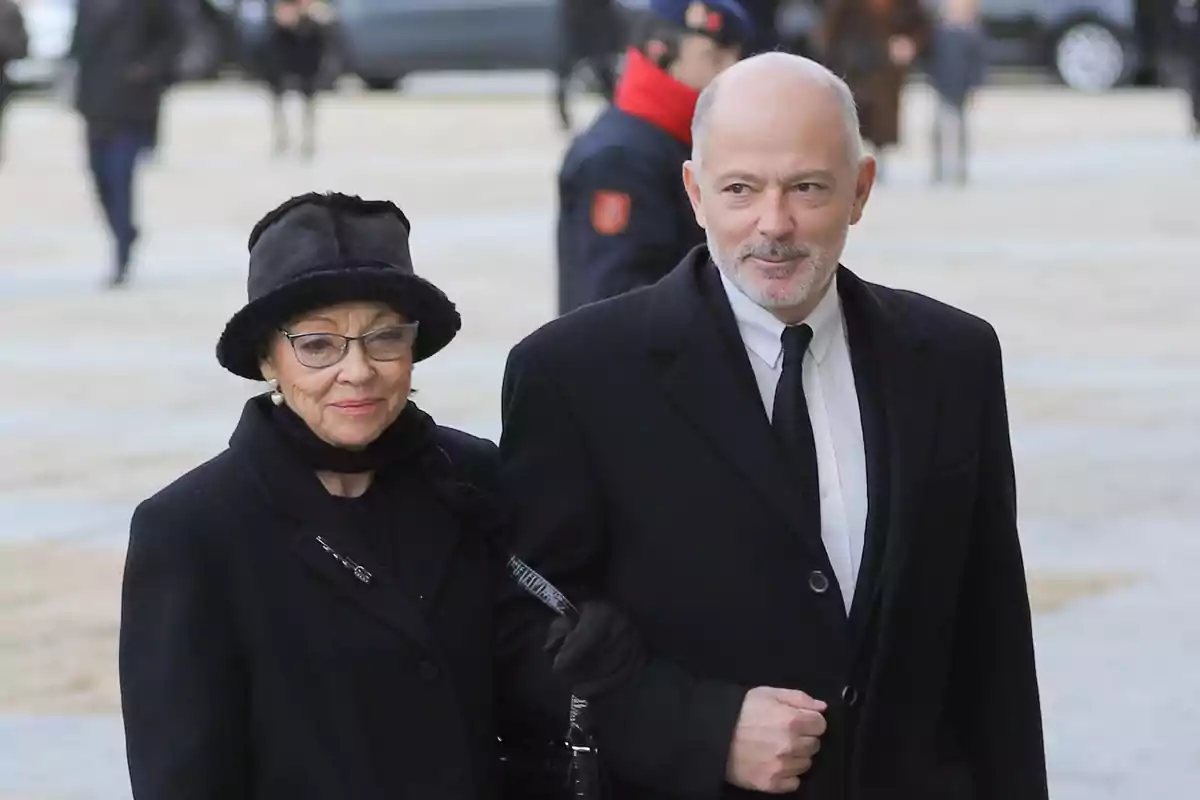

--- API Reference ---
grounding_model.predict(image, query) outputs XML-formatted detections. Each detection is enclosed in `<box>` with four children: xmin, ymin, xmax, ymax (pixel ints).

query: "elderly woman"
<box><xmin>117</xmin><ymin>192</ymin><xmax>618</xmax><ymax>800</ymax></box>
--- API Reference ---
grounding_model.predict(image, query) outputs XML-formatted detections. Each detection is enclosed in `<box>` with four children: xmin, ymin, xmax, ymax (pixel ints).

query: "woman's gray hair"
<box><xmin>690</xmin><ymin>53</ymin><xmax>866</xmax><ymax>170</ymax></box>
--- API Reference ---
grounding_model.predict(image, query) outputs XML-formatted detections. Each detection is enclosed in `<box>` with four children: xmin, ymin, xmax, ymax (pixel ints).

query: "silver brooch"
<box><xmin>316</xmin><ymin>536</ymin><xmax>372</xmax><ymax>584</ymax></box>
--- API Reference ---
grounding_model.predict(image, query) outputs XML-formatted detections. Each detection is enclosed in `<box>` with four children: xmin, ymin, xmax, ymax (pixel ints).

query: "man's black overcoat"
<box><xmin>499</xmin><ymin>247</ymin><xmax>1048</xmax><ymax>800</ymax></box>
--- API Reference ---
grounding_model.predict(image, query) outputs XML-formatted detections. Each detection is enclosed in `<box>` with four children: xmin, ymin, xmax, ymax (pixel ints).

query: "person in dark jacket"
<box><xmin>556</xmin><ymin>0</ymin><xmax>752</xmax><ymax>316</ymax></box>
<box><xmin>70</xmin><ymin>0</ymin><xmax>183</xmax><ymax>287</ymax></box>
<box><xmin>119</xmin><ymin>192</ymin><xmax>607</xmax><ymax>800</ymax></box>
<box><xmin>504</xmin><ymin>52</ymin><xmax>1048</xmax><ymax>800</ymax></box>
<box><xmin>261</xmin><ymin>0</ymin><xmax>333</xmax><ymax>158</ymax></box>
<box><xmin>555</xmin><ymin>0</ymin><xmax>622</xmax><ymax>132</ymax></box>
<box><xmin>927</xmin><ymin>0</ymin><xmax>985</xmax><ymax>184</ymax></box>
<box><xmin>819</xmin><ymin>0</ymin><xmax>931</xmax><ymax>179</ymax></box>
<box><xmin>0</xmin><ymin>0</ymin><xmax>28</xmax><ymax>166</ymax></box>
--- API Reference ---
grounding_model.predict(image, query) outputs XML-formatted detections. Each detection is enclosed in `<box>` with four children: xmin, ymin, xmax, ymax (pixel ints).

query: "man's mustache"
<box><xmin>738</xmin><ymin>241</ymin><xmax>810</xmax><ymax>262</ymax></box>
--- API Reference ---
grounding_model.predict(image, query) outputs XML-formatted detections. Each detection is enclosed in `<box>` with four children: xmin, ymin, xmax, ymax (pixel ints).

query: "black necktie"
<box><xmin>773</xmin><ymin>325</ymin><xmax>821</xmax><ymax>523</ymax></box>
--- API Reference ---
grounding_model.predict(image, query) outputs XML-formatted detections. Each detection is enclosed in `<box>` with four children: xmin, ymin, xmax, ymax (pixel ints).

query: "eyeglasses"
<box><xmin>281</xmin><ymin>322</ymin><xmax>420</xmax><ymax>369</ymax></box>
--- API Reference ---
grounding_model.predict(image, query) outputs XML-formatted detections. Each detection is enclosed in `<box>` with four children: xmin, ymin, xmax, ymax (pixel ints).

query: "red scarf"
<box><xmin>614</xmin><ymin>48</ymin><xmax>701</xmax><ymax>146</ymax></box>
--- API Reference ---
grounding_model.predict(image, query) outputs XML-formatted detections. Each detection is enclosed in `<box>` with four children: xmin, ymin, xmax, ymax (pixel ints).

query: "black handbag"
<box><xmin>499</xmin><ymin>557</ymin><xmax>609</xmax><ymax>800</ymax></box>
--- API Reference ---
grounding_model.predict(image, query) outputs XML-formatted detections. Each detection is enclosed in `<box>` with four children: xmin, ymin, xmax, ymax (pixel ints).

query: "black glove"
<box><xmin>544</xmin><ymin>600</ymin><xmax>648</xmax><ymax>699</ymax></box>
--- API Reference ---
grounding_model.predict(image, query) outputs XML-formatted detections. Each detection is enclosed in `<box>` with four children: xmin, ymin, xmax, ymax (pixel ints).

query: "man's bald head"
<box><xmin>680</xmin><ymin>51</ymin><xmax>876</xmax><ymax>324</ymax></box>
<box><xmin>690</xmin><ymin>52</ymin><xmax>864</xmax><ymax>170</ymax></box>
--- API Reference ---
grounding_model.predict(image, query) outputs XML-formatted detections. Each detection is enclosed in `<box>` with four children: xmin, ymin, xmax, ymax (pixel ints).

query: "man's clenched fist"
<box><xmin>725</xmin><ymin>686</ymin><xmax>828</xmax><ymax>794</ymax></box>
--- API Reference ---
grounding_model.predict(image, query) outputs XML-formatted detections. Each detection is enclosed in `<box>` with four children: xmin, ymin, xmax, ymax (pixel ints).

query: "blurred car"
<box><xmin>18</xmin><ymin>0</ymin><xmax>1172</xmax><ymax>94</ymax></box>
<box><xmin>627</xmin><ymin>0</ymin><xmax>1176</xmax><ymax>94</ymax></box>
<box><xmin>268</xmin><ymin>0</ymin><xmax>1171</xmax><ymax>93</ymax></box>
<box><xmin>969</xmin><ymin>0</ymin><xmax>1143</xmax><ymax>92</ymax></box>
<box><xmin>229</xmin><ymin>0</ymin><xmax>644</xmax><ymax>91</ymax></box>
<box><xmin>319</xmin><ymin>0</ymin><xmax>575</xmax><ymax>91</ymax></box>
<box><xmin>774</xmin><ymin>0</ymin><xmax>1178</xmax><ymax>93</ymax></box>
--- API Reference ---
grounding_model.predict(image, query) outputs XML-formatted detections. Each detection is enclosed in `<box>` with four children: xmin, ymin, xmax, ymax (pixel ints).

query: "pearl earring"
<box><xmin>267</xmin><ymin>379</ymin><xmax>284</xmax><ymax>406</ymax></box>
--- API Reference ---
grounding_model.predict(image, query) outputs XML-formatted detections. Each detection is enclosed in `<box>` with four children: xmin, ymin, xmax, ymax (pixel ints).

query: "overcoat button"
<box><xmin>841</xmin><ymin>685</ymin><xmax>859</xmax><ymax>707</ymax></box>
<box><xmin>808</xmin><ymin>570</ymin><xmax>830</xmax><ymax>594</ymax></box>
<box><xmin>419</xmin><ymin>660</ymin><xmax>441</xmax><ymax>681</ymax></box>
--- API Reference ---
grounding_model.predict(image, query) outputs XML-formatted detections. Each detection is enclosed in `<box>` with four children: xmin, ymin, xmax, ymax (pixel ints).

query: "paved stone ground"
<box><xmin>0</xmin><ymin>75</ymin><xmax>1198</xmax><ymax>798</ymax></box>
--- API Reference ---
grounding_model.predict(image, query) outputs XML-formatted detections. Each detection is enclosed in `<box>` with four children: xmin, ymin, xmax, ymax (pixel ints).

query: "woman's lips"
<box><xmin>331</xmin><ymin>400</ymin><xmax>381</xmax><ymax>416</ymax></box>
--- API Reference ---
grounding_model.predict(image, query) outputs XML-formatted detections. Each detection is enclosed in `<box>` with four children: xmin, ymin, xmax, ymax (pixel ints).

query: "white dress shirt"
<box><xmin>718</xmin><ymin>270</ymin><xmax>869</xmax><ymax>613</ymax></box>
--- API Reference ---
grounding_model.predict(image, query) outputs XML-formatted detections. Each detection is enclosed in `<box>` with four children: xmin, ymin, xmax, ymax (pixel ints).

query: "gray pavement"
<box><xmin>1</xmin><ymin>78</ymin><xmax>1198</xmax><ymax>798</ymax></box>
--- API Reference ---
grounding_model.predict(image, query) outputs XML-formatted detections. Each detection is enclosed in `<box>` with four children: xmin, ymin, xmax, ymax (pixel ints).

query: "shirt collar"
<box><xmin>717</xmin><ymin>267</ymin><xmax>843</xmax><ymax>370</ymax></box>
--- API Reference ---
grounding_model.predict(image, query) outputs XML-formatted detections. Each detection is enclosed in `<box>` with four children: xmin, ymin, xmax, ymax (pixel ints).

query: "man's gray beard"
<box><xmin>707</xmin><ymin>230</ymin><xmax>832</xmax><ymax>311</ymax></box>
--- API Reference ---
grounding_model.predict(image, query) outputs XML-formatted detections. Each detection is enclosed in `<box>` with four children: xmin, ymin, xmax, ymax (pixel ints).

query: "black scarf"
<box><xmin>236</xmin><ymin>393</ymin><xmax>506</xmax><ymax>569</ymax></box>
<box><xmin>264</xmin><ymin>393</ymin><xmax>438</xmax><ymax>475</ymax></box>
<box><xmin>236</xmin><ymin>393</ymin><xmax>475</xmax><ymax>595</ymax></box>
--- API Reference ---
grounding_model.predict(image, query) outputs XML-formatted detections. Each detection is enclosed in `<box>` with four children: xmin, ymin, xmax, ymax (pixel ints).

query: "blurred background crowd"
<box><xmin>2</xmin><ymin>1</ymin><xmax>1199</xmax><ymax>131</ymax></box>
<box><xmin>2</xmin><ymin>0</ymin><xmax>1198</xmax><ymax>288</ymax></box>
<box><xmin>3</xmin><ymin>0</ymin><xmax>1200</xmax><ymax>95</ymax></box>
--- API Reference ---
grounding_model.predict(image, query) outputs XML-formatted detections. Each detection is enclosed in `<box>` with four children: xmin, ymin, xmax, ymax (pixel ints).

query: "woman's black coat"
<box><xmin>118</xmin><ymin>399</ymin><xmax>563</xmax><ymax>800</ymax></box>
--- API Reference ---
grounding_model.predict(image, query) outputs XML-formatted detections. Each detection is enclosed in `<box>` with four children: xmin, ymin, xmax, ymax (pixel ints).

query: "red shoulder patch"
<box><xmin>590</xmin><ymin>190</ymin><xmax>631</xmax><ymax>235</ymax></box>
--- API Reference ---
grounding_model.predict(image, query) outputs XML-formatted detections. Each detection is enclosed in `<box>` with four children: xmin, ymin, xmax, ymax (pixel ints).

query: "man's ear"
<box><xmin>682</xmin><ymin>160</ymin><xmax>707</xmax><ymax>229</ymax></box>
<box><xmin>849</xmin><ymin>156</ymin><xmax>876</xmax><ymax>226</ymax></box>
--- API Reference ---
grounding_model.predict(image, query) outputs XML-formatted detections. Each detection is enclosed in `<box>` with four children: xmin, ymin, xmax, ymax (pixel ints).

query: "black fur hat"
<box><xmin>216</xmin><ymin>192</ymin><xmax>461</xmax><ymax>380</ymax></box>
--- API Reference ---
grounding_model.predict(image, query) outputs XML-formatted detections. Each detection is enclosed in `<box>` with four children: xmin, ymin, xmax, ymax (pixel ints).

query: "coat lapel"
<box><xmin>837</xmin><ymin>269</ymin><xmax>940</xmax><ymax>639</ymax></box>
<box><xmin>842</xmin><ymin>276</ymin><xmax>891</xmax><ymax>629</ymax></box>
<box><xmin>645</xmin><ymin>252</ymin><xmax>837</xmax><ymax>569</ymax></box>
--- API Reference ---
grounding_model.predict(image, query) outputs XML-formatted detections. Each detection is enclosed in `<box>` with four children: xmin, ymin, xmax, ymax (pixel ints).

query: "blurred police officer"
<box><xmin>556</xmin><ymin>0</ymin><xmax>753</xmax><ymax>315</ymax></box>
<box><xmin>555</xmin><ymin>0</ymin><xmax>622</xmax><ymax>132</ymax></box>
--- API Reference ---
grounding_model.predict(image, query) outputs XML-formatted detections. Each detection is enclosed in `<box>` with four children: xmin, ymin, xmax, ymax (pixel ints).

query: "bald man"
<box><xmin>500</xmin><ymin>52</ymin><xmax>1048</xmax><ymax>800</ymax></box>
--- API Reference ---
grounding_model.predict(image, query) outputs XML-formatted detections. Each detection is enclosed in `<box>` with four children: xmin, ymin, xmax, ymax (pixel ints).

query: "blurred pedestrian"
<box><xmin>0</xmin><ymin>0</ymin><xmax>28</xmax><ymax>166</ymax></box>
<box><xmin>555</xmin><ymin>0</ymin><xmax>622</xmax><ymax>132</ymax></box>
<box><xmin>69</xmin><ymin>0</ymin><xmax>184</xmax><ymax>287</ymax></box>
<box><xmin>928</xmin><ymin>0</ymin><xmax>985</xmax><ymax>184</ymax></box>
<box><xmin>263</xmin><ymin>0</ymin><xmax>334</xmax><ymax>159</ymax></box>
<box><xmin>819</xmin><ymin>0</ymin><xmax>931</xmax><ymax>179</ymax></box>
<box><xmin>556</xmin><ymin>0</ymin><xmax>753</xmax><ymax>315</ymax></box>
